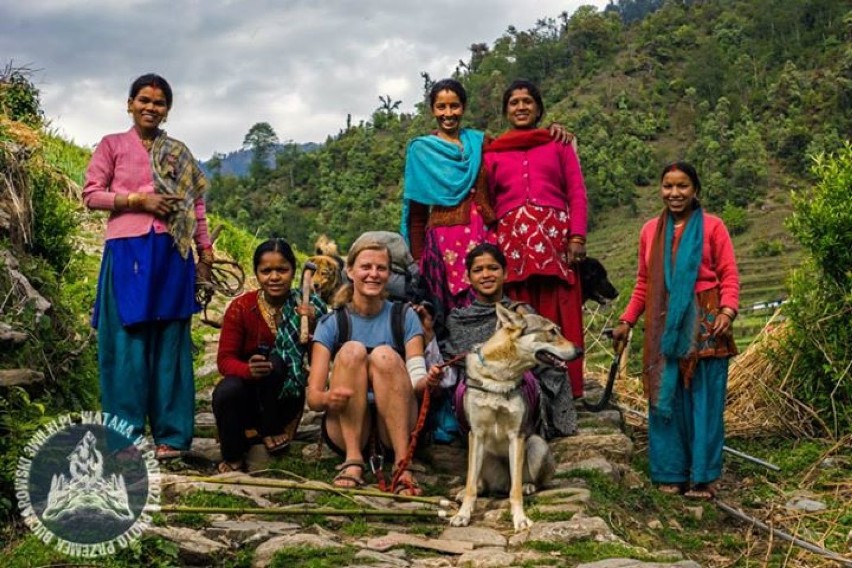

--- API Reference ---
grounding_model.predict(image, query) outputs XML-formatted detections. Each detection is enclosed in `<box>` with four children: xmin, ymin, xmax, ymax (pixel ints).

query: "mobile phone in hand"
<box><xmin>256</xmin><ymin>344</ymin><xmax>271</xmax><ymax>359</ymax></box>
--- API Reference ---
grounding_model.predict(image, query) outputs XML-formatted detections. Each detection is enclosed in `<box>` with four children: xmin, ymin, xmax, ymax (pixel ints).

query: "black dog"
<box><xmin>579</xmin><ymin>257</ymin><xmax>619</xmax><ymax>305</ymax></box>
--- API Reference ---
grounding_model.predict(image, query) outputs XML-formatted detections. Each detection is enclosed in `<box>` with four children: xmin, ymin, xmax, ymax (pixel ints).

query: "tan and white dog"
<box><xmin>450</xmin><ymin>303</ymin><xmax>583</xmax><ymax>532</ymax></box>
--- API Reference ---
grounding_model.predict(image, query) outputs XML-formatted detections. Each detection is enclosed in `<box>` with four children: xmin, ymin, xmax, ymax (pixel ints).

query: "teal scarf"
<box><xmin>656</xmin><ymin>208</ymin><xmax>704</xmax><ymax>419</ymax></box>
<box><xmin>400</xmin><ymin>128</ymin><xmax>484</xmax><ymax>242</ymax></box>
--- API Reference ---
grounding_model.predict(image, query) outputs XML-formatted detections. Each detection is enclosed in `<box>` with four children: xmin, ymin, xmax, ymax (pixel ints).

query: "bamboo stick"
<box><xmin>186</xmin><ymin>475</ymin><xmax>456</xmax><ymax>509</ymax></box>
<box><xmin>155</xmin><ymin>505</ymin><xmax>448</xmax><ymax>519</ymax></box>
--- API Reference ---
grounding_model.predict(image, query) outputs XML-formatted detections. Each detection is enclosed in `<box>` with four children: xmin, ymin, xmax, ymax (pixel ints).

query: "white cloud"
<box><xmin>1</xmin><ymin>0</ymin><xmax>609</xmax><ymax>159</ymax></box>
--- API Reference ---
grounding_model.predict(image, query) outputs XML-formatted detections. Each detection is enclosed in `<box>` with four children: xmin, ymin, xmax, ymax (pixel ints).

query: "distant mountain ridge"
<box><xmin>201</xmin><ymin>142</ymin><xmax>320</xmax><ymax>178</ymax></box>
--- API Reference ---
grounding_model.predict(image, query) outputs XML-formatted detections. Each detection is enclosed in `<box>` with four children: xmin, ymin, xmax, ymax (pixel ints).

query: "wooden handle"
<box><xmin>299</xmin><ymin>272</ymin><xmax>313</xmax><ymax>344</ymax></box>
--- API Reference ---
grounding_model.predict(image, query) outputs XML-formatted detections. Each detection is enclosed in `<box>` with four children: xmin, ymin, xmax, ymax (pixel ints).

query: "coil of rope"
<box><xmin>195</xmin><ymin>227</ymin><xmax>246</xmax><ymax>328</ymax></box>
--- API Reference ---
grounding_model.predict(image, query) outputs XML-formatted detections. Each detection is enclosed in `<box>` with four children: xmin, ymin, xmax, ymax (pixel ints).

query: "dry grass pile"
<box><xmin>608</xmin><ymin>313</ymin><xmax>822</xmax><ymax>438</ymax></box>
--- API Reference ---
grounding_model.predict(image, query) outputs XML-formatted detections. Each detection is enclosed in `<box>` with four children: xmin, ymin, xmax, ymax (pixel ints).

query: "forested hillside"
<box><xmin>207</xmin><ymin>0</ymin><xmax>850</xmax><ymax>250</ymax></box>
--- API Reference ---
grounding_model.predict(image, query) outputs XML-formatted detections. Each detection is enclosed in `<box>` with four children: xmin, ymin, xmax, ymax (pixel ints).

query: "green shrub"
<box><xmin>778</xmin><ymin>144</ymin><xmax>852</xmax><ymax>436</ymax></box>
<box><xmin>752</xmin><ymin>239</ymin><xmax>784</xmax><ymax>257</ymax></box>
<box><xmin>719</xmin><ymin>202</ymin><xmax>750</xmax><ymax>236</ymax></box>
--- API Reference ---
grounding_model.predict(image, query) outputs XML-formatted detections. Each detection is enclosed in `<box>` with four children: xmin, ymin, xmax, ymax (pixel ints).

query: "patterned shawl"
<box><xmin>150</xmin><ymin>133</ymin><xmax>208</xmax><ymax>259</ymax></box>
<box><xmin>400</xmin><ymin>128</ymin><xmax>485</xmax><ymax>242</ymax></box>
<box><xmin>642</xmin><ymin>207</ymin><xmax>704</xmax><ymax>419</ymax></box>
<box><xmin>274</xmin><ymin>289</ymin><xmax>328</xmax><ymax>398</ymax></box>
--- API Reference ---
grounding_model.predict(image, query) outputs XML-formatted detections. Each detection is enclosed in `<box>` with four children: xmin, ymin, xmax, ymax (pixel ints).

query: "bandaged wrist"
<box><xmin>406</xmin><ymin>356</ymin><xmax>427</xmax><ymax>388</ymax></box>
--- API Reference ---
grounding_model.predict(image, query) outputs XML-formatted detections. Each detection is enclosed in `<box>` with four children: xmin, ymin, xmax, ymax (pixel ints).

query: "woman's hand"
<box><xmin>324</xmin><ymin>386</ymin><xmax>354</xmax><ymax>412</ymax></box>
<box><xmin>136</xmin><ymin>193</ymin><xmax>183</xmax><ymax>218</ymax></box>
<box><xmin>547</xmin><ymin>123</ymin><xmax>575</xmax><ymax>145</ymax></box>
<box><xmin>196</xmin><ymin>259</ymin><xmax>212</xmax><ymax>285</ymax></box>
<box><xmin>611</xmin><ymin>322</ymin><xmax>631</xmax><ymax>344</ymax></box>
<box><xmin>713</xmin><ymin>311</ymin><xmax>734</xmax><ymax>337</ymax></box>
<box><xmin>568</xmin><ymin>240</ymin><xmax>587</xmax><ymax>263</ymax></box>
<box><xmin>248</xmin><ymin>354</ymin><xmax>273</xmax><ymax>378</ymax></box>
<box><xmin>295</xmin><ymin>304</ymin><xmax>317</xmax><ymax>319</ymax></box>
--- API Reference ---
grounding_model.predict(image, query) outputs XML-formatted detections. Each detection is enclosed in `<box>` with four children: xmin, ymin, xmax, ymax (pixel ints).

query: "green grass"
<box><xmin>268</xmin><ymin>545</ymin><xmax>357</xmax><ymax>568</ymax></box>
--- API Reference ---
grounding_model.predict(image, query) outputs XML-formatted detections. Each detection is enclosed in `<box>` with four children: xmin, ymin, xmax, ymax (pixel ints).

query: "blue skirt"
<box><xmin>92</xmin><ymin>229</ymin><xmax>198</xmax><ymax>328</ymax></box>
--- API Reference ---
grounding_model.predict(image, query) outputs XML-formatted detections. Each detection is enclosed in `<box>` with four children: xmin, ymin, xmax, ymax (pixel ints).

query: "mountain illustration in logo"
<box><xmin>42</xmin><ymin>431</ymin><xmax>134</xmax><ymax>521</ymax></box>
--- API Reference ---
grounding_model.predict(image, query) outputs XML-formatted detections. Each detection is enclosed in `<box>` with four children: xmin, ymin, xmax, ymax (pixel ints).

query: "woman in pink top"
<box><xmin>484</xmin><ymin>80</ymin><xmax>588</xmax><ymax>435</ymax></box>
<box><xmin>612</xmin><ymin>161</ymin><xmax>739</xmax><ymax>500</ymax></box>
<box><xmin>83</xmin><ymin>74</ymin><xmax>212</xmax><ymax>461</ymax></box>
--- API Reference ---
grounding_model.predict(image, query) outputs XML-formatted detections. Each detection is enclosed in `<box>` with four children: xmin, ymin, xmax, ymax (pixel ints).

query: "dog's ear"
<box><xmin>496</xmin><ymin>303</ymin><xmax>525</xmax><ymax>330</ymax></box>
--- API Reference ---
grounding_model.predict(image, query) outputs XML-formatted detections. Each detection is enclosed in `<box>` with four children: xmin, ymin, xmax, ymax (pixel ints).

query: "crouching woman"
<box><xmin>307</xmin><ymin>241</ymin><xmax>426</xmax><ymax>495</ymax></box>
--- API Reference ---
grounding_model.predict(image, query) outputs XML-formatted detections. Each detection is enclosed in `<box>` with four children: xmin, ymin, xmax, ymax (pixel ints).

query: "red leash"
<box><xmin>382</xmin><ymin>352</ymin><xmax>469</xmax><ymax>494</ymax></box>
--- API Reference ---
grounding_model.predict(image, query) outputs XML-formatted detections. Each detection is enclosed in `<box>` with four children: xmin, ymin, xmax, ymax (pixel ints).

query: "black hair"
<box><xmin>465</xmin><ymin>242</ymin><xmax>507</xmax><ymax>271</ymax></box>
<box><xmin>429</xmin><ymin>78</ymin><xmax>467</xmax><ymax>109</ymax></box>
<box><xmin>252</xmin><ymin>238</ymin><xmax>297</xmax><ymax>274</ymax></box>
<box><xmin>501</xmin><ymin>79</ymin><xmax>545</xmax><ymax>125</ymax></box>
<box><xmin>661</xmin><ymin>161</ymin><xmax>702</xmax><ymax>195</ymax></box>
<box><xmin>129</xmin><ymin>73</ymin><xmax>173</xmax><ymax>109</ymax></box>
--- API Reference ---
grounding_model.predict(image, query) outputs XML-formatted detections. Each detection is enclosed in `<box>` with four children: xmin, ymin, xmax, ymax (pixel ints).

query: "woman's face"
<box><xmin>256</xmin><ymin>251</ymin><xmax>294</xmax><ymax>301</ymax></box>
<box><xmin>468</xmin><ymin>253</ymin><xmax>505</xmax><ymax>303</ymax></box>
<box><xmin>347</xmin><ymin>249</ymin><xmax>390</xmax><ymax>300</ymax></box>
<box><xmin>660</xmin><ymin>169</ymin><xmax>697</xmax><ymax>220</ymax></box>
<box><xmin>127</xmin><ymin>86</ymin><xmax>168</xmax><ymax>134</ymax></box>
<box><xmin>505</xmin><ymin>88</ymin><xmax>539</xmax><ymax>129</ymax></box>
<box><xmin>431</xmin><ymin>89</ymin><xmax>464</xmax><ymax>138</ymax></box>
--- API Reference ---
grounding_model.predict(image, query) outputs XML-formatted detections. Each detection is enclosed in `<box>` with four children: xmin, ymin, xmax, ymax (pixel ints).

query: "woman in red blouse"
<box><xmin>484</xmin><ymin>80</ymin><xmax>589</xmax><ymax>415</ymax></box>
<box><xmin>213</xmin><ymin>238</ymin><xmax>326</xmax><ymax>472</ymax></box>
<box><xmin>612</xmin><ymin>162</ymin><xmax>738</xmax><ymax>500</ymax></box>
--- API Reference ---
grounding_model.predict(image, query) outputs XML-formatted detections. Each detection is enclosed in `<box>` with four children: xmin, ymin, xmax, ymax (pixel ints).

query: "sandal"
<box><xmin>657</xmin><ymin>483</ymin><xmax>685</xmax><ymax>495</ymax></box>
<box><xmin>684</xmin><ymin>483</ymin><xmax>717</xmax><ymax>501</ymax></box>
<box><xmin>392</xmin><ymin>465</ymin><xmax>423</xmax><ymax>497</ymax></box>
<box><xmin>262</xmin><ymin>434</ymin><xmax>291</xmax><ymax>455</ymax></box>
<box><xmin>155</xmin><ymin>444</ymin><xmax>182</xmax><ymax>461</ymax></box>
<box><xmin>333</xmin><ymin>460</ymin><xmax>366</xmax><ymax>489</ymax></box>
<box><xmin>217</xmin><ymin>461</ymin><xmax>244</xmax><ymax>474</ymax></box>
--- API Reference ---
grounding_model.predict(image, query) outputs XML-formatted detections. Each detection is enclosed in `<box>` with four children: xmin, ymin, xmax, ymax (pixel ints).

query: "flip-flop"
<box><xmin>217</xmin><ymin>461</ymin><xmax>244</xmax><ymax>474</ymax></box>
<box><xmin>684</xmin><ymin>483</ymin><xmax>716</xmax><ymax>501</ymax></box>
<box><xmin>657</xmin><ymin>483</ymin><xmax>684</xmax><ymax>495</ymax></box>
<box><xmin>263</xmin><ymin>435</ymin><xmax>291</xmax><ymax>455</ymax></box>
<box><xmin>333</xmin><ymin>460</ymin><xmax>366</xmax><ymax>489</ymax></box>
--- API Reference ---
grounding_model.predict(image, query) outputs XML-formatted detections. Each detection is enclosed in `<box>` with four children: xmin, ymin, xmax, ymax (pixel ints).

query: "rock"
<box><xmin>245</xmin><ymin>443</ymin><xmax>270</xmax><ymax>472</ymax></box>
<box><xmin>196</xmin><ymin>386</ymin><xmax>215</xmax><ymax>404</ymax></box>
<box><xmin>302</xmin><ymin>442</ymin><xmax>337</xmax><ymax>461</ymax></box>
<box><xmin>294</xmin><ymin>423</ymin><xmax>321</xmax><ymax>441</ymax></box>
<box><xmin>785</xmin><ymin>496</ymin><xmax>827</xmax><ymax>512</ymax></box>
<box><xmin>190</xmin><ymin>437</ymin><xmax>221</xmax><ymax>462</ymax></box>
<box><xmin>204</xmin><ymin>520</ymin><xmax>300</xmax><ymax>543</ymax></box>
<box><xmin>577</xmin><ymin>409</ymin><xmax>624</xmax><ymax>430</ymax></box>
<box><xmin>252</xmin><ymin>533</ymin><xmax>342</xmax><ymax>568</ymax></box>
<box><xmin>146</xmin><ymin>526</ymin><xmax>228</xmax><ymax>565</ymax></box>
<box><xmin>667</xmin><ymin>518</ymin><xmax>682</xmax><ymax>531</ymax></box>
<box><xmin>1</xmin><ymin>250</ymin><xmax>51</xmax><ymax>318</ymax></box>
<box><xmin>0</xmin><ymin>369</ymin><xmax>45</xmax><ymax>387</ymax></box>
<box><xmin>457</xmin><ymin>547</ymin><xmax>515</xmax><ymax>567</ymax></box>
<box><xmin>352</xmin><ymin>549</ymin><xmax>410</xmax><ymax>567</ymax></box>
<box><xmin>558</xmin><ymin>456</ymin><xmax>618</xmax><ymax>480</ymax></box>
<box><xmin>577</xmin><ymin>560</ymin><xmax>701</xmax><ymax>568</ymax></box>
<box><xmin>684</xmin><ymin>506</ymin><xmax>704</xmax><ymax>521</ymax></box>
<box><xmin>439</xmin><ymin>526</ymin><xmax>507</xmax><ymax>548</ymax></box>
<box><xmin>550</xmin><ymin>432</ymin><xmax>634</xmax><ymax>464</ymax></box>
<box><xmin>535</xmin><ymin>487</ymin><xmax>592</xmax><ymax>504</ymax></box>
<box><xmin>510</xmin><ymin>515</ymin><xmax>620</xmax><ymax>546</ymax></box>
<box><xmin>195</xmin><ymin>362</ymin><xmax>218</xmax><ymax>379</ymax></box>
<box><xmin>409</xmin><ymin>559</ymin><xmax>454</xmax><ymax>568</ymax></box>
<box><xmin>366</xmin><ymin>532</ymin><xmax>473</xmax><ymax>555</ymax></box>
<box><xmin>0</xmin><ymin>323</ymin><xmax>27</xmax><ymax>345</ymax></box>
<box><xmin>647</xmin><ymin>519</ymin><xmax>663</xmax><ymax>530</ymax></box>
<box><xmin>195</xmin><ymin>412</ymin><xmax>216</xmax><ymax>428</ymax></box>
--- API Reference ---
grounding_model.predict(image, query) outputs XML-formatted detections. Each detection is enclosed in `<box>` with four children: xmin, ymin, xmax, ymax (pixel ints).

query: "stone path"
<box><xmin>149</xmin><ymin>332</ymin><xmax>704</xmax><ymax>567</ymax></box>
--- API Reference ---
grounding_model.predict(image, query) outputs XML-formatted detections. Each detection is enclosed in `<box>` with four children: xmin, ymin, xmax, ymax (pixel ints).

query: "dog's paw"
<box><xmin>522</xmin><ymin>483</ymin><xmax>537</xmax><ymax>496</ymax></box>
<box><xmin>513</xmin><ymin>515</ymin><xmax>534</xmax><ymax>532</ymax></box>
<box><xmin>449</xmin><ymin>512</ymin><xmax>471</xmax><ymax>527</ymax></box>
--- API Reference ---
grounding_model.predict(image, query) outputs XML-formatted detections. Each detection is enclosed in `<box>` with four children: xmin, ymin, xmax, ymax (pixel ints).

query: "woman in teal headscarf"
<box><xmin>612</xmin><ymin>161</ymin><xmax>740</xmax><ymax>500</ymax></box>
<box><xmin>402</xmin><ymin>79</ymin><xmax>494</xmax><ymax>328</ymax></box>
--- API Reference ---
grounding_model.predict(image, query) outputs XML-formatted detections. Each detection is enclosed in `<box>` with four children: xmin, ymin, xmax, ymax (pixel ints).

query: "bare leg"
<box><xmin>325</xmin><ymin>342</ymin><xmax>370</xmax><ymax>484</ymax></box>
<box><xmin>369</xmin><ymin>346</ymin><xmax>420</xmax><ymax>494</ymax></box>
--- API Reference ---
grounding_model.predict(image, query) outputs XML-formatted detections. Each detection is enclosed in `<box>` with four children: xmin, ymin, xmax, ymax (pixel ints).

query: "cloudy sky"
<box><xmin>2</xmin><ymin>0</ymin><xmax>608</xmax><ymax>160</ymax></box>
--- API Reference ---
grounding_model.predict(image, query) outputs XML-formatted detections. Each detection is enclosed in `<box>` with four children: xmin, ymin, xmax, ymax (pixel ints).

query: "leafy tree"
<box><xmin>242</xmin><ymin>122</ymin><xmax>279</xmax><ymax>182</ymax></box>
